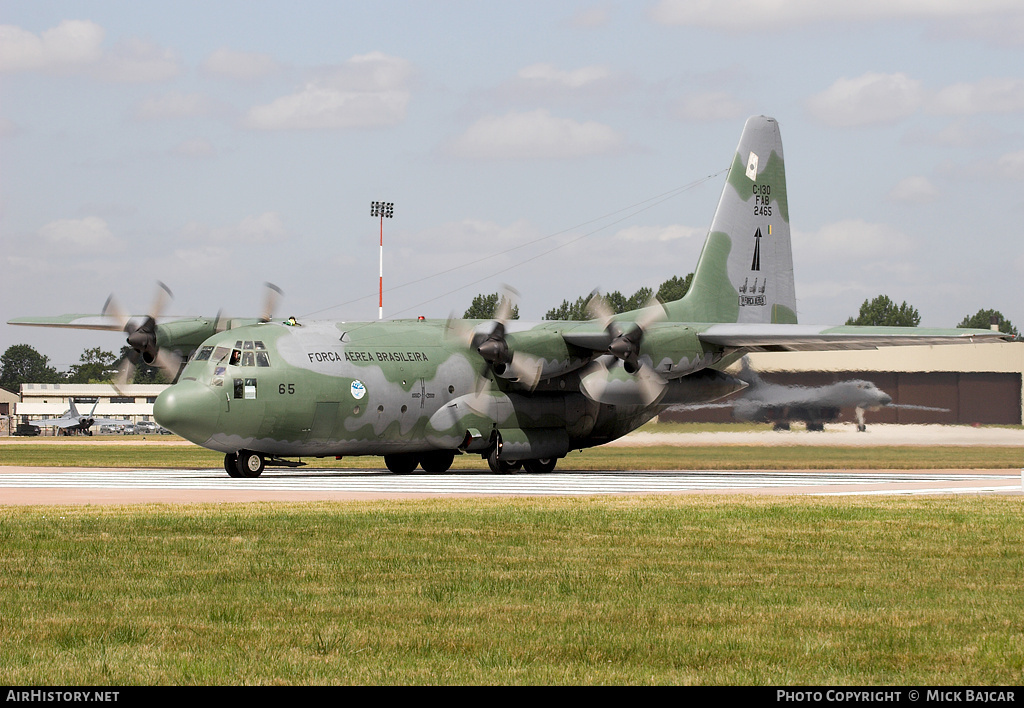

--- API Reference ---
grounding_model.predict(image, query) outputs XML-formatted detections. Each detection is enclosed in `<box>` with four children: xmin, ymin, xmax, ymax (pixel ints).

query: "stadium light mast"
<box><xmin>370</xmin><ymin>201</ymin><xmax>394</xmax><ymax>320</ymax></box>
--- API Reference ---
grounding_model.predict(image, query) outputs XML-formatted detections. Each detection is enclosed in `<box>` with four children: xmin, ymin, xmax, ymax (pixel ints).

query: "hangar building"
<box><xmin>16</xmin><ymin>383</ymin><xmax>168</xmax><ymax>433</ymax></box>
<box><xmin>662</xmin><ymin>342</ymin><xmax>1024</xmax><ymax>426</ymax></box>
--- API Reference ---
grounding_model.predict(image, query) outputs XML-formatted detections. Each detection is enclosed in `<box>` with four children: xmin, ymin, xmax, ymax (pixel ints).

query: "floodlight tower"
<box><xmin>370</xmin><ymin>201</ymin><xmax>394</xmax><ymax>319</ymax></box>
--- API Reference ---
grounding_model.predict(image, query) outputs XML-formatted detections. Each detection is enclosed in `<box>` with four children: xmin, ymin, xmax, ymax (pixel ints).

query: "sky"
<box><xmin>2</xmin><ymin>0</ymin><xmax>1023</xmax><ymax>370</ymax></box>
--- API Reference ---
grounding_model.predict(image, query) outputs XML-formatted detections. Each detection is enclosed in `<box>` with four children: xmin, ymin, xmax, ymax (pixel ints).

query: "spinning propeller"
<box><xmin>105</xmin><ymin>281</ymin><xmax>285</xmax><ymax>390</ymax></box>
<box><xmin>103</xmin><ymin>281</ymin><xmax>181</xmax><ymax>390</ymax></box>
<box><xmin>578</xmin><ymin>292</ymin><xmax>669</xmax><ymax>406</ymax></box>
<box><xmin>446</xmin><ymin>286</ymin><xmax>544</xmax><ymax>405</ymax></box>
<box><xmin>213</xmin><ymin>282</ymin><xmax>284</xmax><ymax>333</ymax></box>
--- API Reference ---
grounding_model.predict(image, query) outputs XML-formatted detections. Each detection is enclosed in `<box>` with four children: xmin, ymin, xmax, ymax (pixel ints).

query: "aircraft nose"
<box><xmin>880</xmin><ymin>392</ymin><xmax>893</xmax><ymax>406</ymax></box>
<box><xmin>154</xmin><ymin>381</ymin><xmax>221</xmax><ymax>445</ymax></box>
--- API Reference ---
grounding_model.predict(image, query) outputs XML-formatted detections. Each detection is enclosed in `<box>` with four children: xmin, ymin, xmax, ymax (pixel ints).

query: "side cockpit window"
<box><xmin>193</xmin><ymin>346</ymin><xmax>214</xmax><ymax>361</ymax></box>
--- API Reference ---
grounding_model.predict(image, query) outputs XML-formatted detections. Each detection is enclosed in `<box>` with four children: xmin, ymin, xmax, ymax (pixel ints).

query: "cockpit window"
<box><xmin>212</xmin><ymin>346</ymin><xmax>230</xmax><ymax>363</ymax></box>
<box><xmin>193</xmin><ymin>346</ymin><xmax>214</xmax><ymax>361</ymax></box>
<box><xmin>220</xmin><ymin>341</ymin><xmax>273</xmax><ymax>366</ymax></box>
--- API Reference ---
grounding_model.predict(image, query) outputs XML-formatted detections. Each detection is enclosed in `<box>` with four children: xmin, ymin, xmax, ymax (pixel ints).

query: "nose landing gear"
<box><xmin>224</xmin><ymin>450</ymin><xmax>265</xmax><ymax>478</ymax></box>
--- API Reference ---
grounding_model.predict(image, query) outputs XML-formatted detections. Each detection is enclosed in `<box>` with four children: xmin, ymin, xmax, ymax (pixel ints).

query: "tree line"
<box><xmin>466</xmin><ymin>277</ymin><xmax>1019</xmax><ymax>338</ymax></box>
<box><xmin>0</xmin><ymin>345</ymin><xmax>167</xmax><ymax>394</ymax></box>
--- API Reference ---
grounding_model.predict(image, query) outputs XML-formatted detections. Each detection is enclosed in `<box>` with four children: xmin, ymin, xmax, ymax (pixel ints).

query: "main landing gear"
<box><xmin>383</xmin><ymin>450</ymin><xmax>456</xmax><ymax>474</ymax></box>
<box><xmin>486</xmin><ymin>448</ymin><xmax>558</xmax><ymax>474</ymax></box>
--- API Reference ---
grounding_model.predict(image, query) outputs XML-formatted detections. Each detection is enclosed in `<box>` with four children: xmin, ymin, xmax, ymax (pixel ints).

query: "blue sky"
<box><xmin>2</xmin><ymin>1</ymin><xmax>1023</xmax><ymax>369</ymax></box>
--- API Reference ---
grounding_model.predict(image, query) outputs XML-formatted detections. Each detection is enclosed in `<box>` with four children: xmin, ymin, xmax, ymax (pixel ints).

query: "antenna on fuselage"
<box><xmin>371</xmin><ymin>200</ymin><xmax>394</xmax><ymax>320</ymax></box>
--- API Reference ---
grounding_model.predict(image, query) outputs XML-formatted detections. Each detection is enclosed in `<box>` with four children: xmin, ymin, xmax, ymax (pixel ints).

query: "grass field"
<box><xmin>1</xmin><ymin>496</ymin><xmax>1022</xmax><ymax>685</ymax></box>
<box><xmin>2</xmin><ymin>424</ymin><xmax>1022</xmax><ymax>685</ymax></box>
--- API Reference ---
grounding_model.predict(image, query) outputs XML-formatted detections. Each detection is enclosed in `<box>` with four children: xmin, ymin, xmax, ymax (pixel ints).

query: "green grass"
<box><xmin>1</xmin><ymin>496</ymin><xmax>1023</xmax><ymax>685</ymax></box>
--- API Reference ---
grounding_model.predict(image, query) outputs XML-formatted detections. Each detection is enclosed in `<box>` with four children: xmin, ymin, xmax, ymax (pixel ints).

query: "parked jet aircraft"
<box><xmin>8</xmin><ymin>116</ymin><xmax>1010</xmax><ymax>476</ymax></box>
<box><xmin>30</xmin><ymin>399</ymin><xmax>123</xmax><ymax>436</ymax></box>
<box><xmin>675</xmin><ymin>357</ymin><xmax>948</xmax><ymax>431</ymax></box>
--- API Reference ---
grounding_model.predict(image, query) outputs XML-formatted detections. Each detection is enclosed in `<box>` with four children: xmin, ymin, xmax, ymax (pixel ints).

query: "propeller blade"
<box><xmin>579</xmin><ymin>357</ymin><xmax>666</xmax><ymax>406</ymax></box>
<box><xmin>585</xmin><ymin>290</ymin><xmax>614</xmax><ymax>326</ymax></box>
<box><xmin>507</xmin><ymin>352</ymin><xmax>543</xmax><ymax>391</ymax></box>
<box><xmin>153</xmin><ymin>348</ymin><xmax>183</xmax><ymax>383</ymax></box>
<box><xmin>260</xmin><ymin>282</ymin><xmax>283</xmax><ymax>323</ymax></box>
<box><xmin>150</xmin><ymin>281</ymin><xmax>173</xmax><ymax>319</ymax></box>
<box><xmin>101</xmin><ymin>294</ymin><xmax>132</xmax><ymax>331</ymax></box>
<box><xmin>111</xmin><ymin>356</ymin><xmax>136</xmax><ymax>396</ymax></box>
<box><xmin>494</xmin><ymin>284</ymin><xmax>519</xmax><ymax>323</ymax></box>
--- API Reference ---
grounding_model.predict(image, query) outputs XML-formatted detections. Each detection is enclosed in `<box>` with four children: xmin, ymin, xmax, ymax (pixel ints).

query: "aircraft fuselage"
<box><xmin>153</xmin><ymin>317</ymin><xmax>726</xmax><ymax>466</ymax></box>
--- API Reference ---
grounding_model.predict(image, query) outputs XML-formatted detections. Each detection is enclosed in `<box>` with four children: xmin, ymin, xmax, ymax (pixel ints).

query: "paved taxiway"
<box><xmin>0</xmin><ymin>466</ymin><xmax>1020</xmax><ymax>505</ymax></box>
<box><xmin>2</xmin><ymin>424</ymin><xmax>1021</xmax><ymax>504</ymax></box>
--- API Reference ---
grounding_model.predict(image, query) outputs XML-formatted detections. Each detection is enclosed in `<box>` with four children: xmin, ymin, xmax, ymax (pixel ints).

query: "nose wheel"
<box><xmin>224</xmin><ymin>450</ymin><xmax>265</xmax><ymax>478</ymax></box>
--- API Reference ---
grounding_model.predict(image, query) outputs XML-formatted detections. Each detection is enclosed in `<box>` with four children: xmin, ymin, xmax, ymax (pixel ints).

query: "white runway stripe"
<box><xmin>0</xmin><ymin>468</ymin><xmax>1019</xmax><ymax>496</ymax></box>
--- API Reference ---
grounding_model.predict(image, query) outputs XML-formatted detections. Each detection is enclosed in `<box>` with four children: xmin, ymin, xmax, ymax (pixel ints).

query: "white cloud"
<box><xmin>905</xmin><ymin>119</ymin><xmax>1003</xmax><ymax>148</ymax></box>
<box><xmin>201</xmin><ymin>48</ymin><xmax>280</xmax><ymax>80</ymax></box>
<box><xmin>995</xmin><ymin>150</ymin><xmax>1024</xmax><ymax>180</ymax></box>
<box><xmin>806</xmin><ymin>73</ymin><xmax>925</xmax><ymax>127</ymax></box>
<box><xmin>650</xmin><ymin>0</ymin><xmax>1024</xmax><ymax>31</ymax></box>
<box><xmin>244</xmin><ymin>52</ymin><xmax>412</xmax><ymax>130</ymax></box>
<box><xmin>808</xmin><ymin>73</ymin><xmax>1024</xmax><ymax>128</ymax></box>
<box><xmin>449</xmin><ymin>109</ymin><xmax>625</xmax><ymax>160</ymax></box>
<box><xmin>795</xmin><ymin>220</ymin><xmax>915</xmax><ymax>260</ymax></box>
<box><xmin>888</xmin><ymin>176</ymin><xmax>940</xmax><ymax>204</ymax></box>
<box><xmin>516</xmin><ymin>63</ymin><xmax>614</xmax><ymax>89</ymax></box>
<box><xmin>95</xmin><ymin>38</ymin><xmax>179</xmax><ymax>83</ymax></box>
<box><xmin>569</xmin><ymin>5</ymin><xmax>612</xmax><ymax>28</ymax></box>
<box><xmin>0</xmin><ymin>20</ymin><xmax>179</xmax><ymax>83</ymax></box>
<box><xmin>0</xmin><ymin>20</ymin><xmax>104</xmax><ymax>73</ymax></box>
<box><xmin>929</xmin><ymin>78</ymin><xmax>1024</xmax><ymax>115</ymax></box>
<box><xmin>37</xmin><ymin>216</ymin><xmax>120</xmax><ymax>252</ymax></box>
<box><xmin>181</xmin><ymin>213</ymin><xmax>289</xmax><ymax>244</ymax></box>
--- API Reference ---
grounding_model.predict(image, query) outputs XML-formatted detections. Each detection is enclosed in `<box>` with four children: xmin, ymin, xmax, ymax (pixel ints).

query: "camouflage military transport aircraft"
<box><xmin>9</xmin><ymin>116</ymin><xmax>1010</xmax><ymax>476</ymax></box>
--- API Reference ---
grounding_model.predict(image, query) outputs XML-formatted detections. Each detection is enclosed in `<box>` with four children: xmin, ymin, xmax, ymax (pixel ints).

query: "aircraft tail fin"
<box><xmin>664</xmin><ymin>116</ymin><xmax>797</xmax><ymax>325</ymax></box>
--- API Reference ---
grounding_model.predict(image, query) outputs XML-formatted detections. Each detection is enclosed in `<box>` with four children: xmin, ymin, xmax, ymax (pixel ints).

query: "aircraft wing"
<box><xmin>7</xmin><ymin>314</ymin><xmax>125</xmax><ymax>331</ymax></box>
<box><xmin>32</xmin><ymin>416</ymin><xmax>78</xmax><ymax>428</ymax></box>
<box><xmin>697</xmin><ymin>324</ymin><xmax>1011</xmax><ymax>352</ymax></box>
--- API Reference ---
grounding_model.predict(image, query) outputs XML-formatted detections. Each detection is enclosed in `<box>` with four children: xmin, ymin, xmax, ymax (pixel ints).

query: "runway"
<box><xmin>0</xmin><ymin>466</ymin><xmax>1020</xmax><ymax>505</ymax></box>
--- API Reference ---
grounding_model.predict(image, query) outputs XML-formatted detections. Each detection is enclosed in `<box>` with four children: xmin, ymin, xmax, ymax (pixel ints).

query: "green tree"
<box><xmin>656</xmin><ymin>273</ymin><xmax>693</xmax><ymax>303</ymax></box>
<box><xmin>463</xmin><ymin>292</ymin><xmax>519</xmax><ymax>320</ymax></box>
<box><xmin>544</xmin><ymin>296</ymin><xmax>591</xmax><ymax>321</ymax></box>
<box><xmin>66</xmin><ymin>347</ymin><xmax>118</xmax><ymax>384</ymax></box>
<box><xmin>605</xmin><ymin>286</ymin><xmax>654</xmax><ymax>314</ymax></box>
<box><xmin>0</xmin><ymin>344</ymin><xmax>64</xmax><ymax>392</ymax></box>
<box><xmin>957</xmin><ymin>309</ymin><xmax>1019</xmax><ymax>338</ymax></box>
<box><xmin>544</xmin><ymin>274</ymin><xmax>693</xmax><ymax>321</ymax></box>
<box><xmin>845</xmin><ymin>295</ymin><xmax>921</xmax><ymax>327</ymax></box>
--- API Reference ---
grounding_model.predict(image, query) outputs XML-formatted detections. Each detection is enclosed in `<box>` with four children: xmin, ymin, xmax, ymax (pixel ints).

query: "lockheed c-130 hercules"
<box><xmin>10</xmin><ymin>116</ymin><xmax>1010</xmax><ymax>477</ymax></box>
